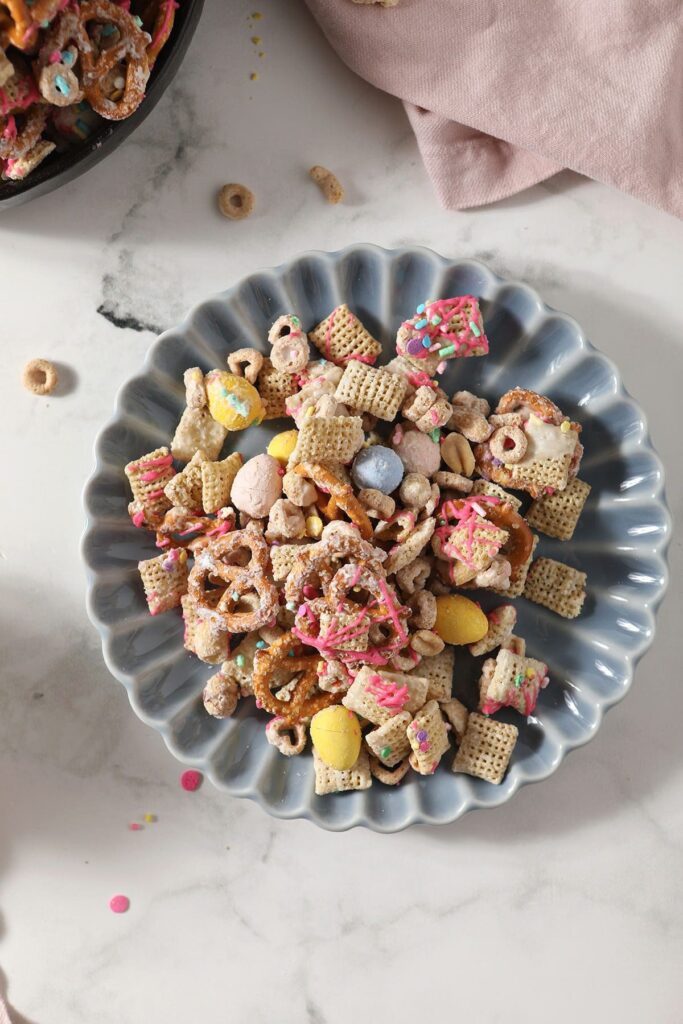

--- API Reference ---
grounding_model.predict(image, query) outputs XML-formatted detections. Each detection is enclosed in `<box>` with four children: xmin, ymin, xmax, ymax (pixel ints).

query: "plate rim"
<box><xmin>81</xmin><ymin>242</ymin><xmax>672</xmax><ymax>831</ymax></box>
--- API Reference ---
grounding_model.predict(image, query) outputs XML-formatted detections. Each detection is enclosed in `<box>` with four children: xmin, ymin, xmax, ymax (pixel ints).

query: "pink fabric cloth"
<box><xmin>304</xmin><ymin>0</ymin><xmax>683</xmax><ymax>217</ymax></box>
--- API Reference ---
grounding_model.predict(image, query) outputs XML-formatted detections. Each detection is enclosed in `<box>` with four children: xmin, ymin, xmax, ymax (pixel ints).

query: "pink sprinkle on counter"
<box><xmin>128</xmin><ymin>823</ymin><xmax>143</xmax><ymax>831</ymax></box>
<box><xmin>109</xmin><ymin>894</ymin><xmax>130</xmax><ymax>914</ymax></box>
<box><xmin>180</xmin><ymin>770</ymin><xmax>203</xmax><ymax>792</ymax></box>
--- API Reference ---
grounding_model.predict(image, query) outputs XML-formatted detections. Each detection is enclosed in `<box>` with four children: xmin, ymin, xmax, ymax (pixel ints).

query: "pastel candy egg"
<box><xmin>392</xmin><ymin>428</ymin><xmax>441</xmax><ymax>476</ymax></box>
<box><xmin>205</xmin><ymin>370</ymin><xmax>265</xmax><ymax>431</ymax></box>
<box><xmin>351</xmin><ymin>445</ymin><xmax>404</xmax><ymax>494</ymax></box>
<box><xmin>434</xmin><ymin>595</ymin><xmax>488</xmax><ymax>645</ymax></box>
<box><xmin>310</xmin><ymin>706</ymin><xmax>362</xmax><ymax>770</ymax></box>
<box><xmin>267</xmin><ymin>429</ymin><xmax>298</xmax><ymax>464</ymax></box>
<box><xmin>230</xmin><ymin>454</ymin><xmax>282</xmax><ymax>519</ymax></box>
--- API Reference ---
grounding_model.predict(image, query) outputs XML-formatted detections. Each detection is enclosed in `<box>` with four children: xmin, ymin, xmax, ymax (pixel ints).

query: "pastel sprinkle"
<box><xmin>231</xmin><ymin>591</ymin><xmax>240</xmax><ymax>601</ymax></box>
<box><xmin>133</xmin><ymin>14</ymin><xmax>143</xmax><ymax>25</ymax></box>
<box><xmin>469</xmin><ymin>320</ymin><xmax>482</xmax><ymax>337</ymax></box>
<box><xmin>250</xmin><ymin>72</ymin><xmax>259</xmax><ymax>81</ymax></box>
<box><xmin>180</xmin><ymin>770</ymin><xmax>203</xmax><ymax>792</ymax></box>
<box><xmin>421</xmin><ymin>337</ymin><xmax>431</xmax><ymax>349</ymax></box>
<box><xmin>62</xmin><ymin>49</ymin><xmax>75</xmax><ymax>65</ymax></box>
<box><xmin>416</xmin><ymin>303</ymin><xmax>425</xmax><ymax>314</ymax></box>
<box><xmin>417</xmin><ymin>730</ymin><xmax>428</xmax><ymax>742</ymax></box>
<box><xmin>431</xmin><ymin>315</ymin><xmax>442</xmax><ymax>325</ymax></box>
<box><xmin>429</xmin><ymin>428</ymin><xmax>441</xmax><ymax>444</ymax></box>
<box><xmin>560</xmin><ymin>420</ymin><xmax>571</xmax><ymax>433</ymax></box>
<box><xmin>436</xmin><ymin>361</ymin><xmax>447</xmax><ymax>374</ymax></box>
<box><xmin>414</xmin><ymin>318</ymin><xmax>428</xmax><ymax>330</ymax></box>
<box><xmin>256</xmin><ymin>640</ymin><xmax>267</xmax><ymax>649</ymax></box>
<box><xmin>380</xmin><ymin>746</ymin><xmax>392</xmax><ymax>759</ymax></box>
<box><xmin>109</xmin><ymin>894</ymin><xmax>130</xmax><ymax>914</ymax></box>
<box><xmin>438</xmin><ymin>344</ymin><xmax>456</xmax><ymax>357</ymax></box>
<box><xmin>286</xmin><ymin>601</ymin><xmax>297</xmax><ymax>612</ymax></box>
<box><xmin>143</xmin><ymin>813</ymin><xmax>156</xmax><ymax>823</ymax></box>
<box><xmin>235</xmin><ymin>654</ymin><xmax>246</xmax><ymax>667</ymax></box>
<box><xmin>128</xmin><ymin>822</ymin><xmax>143</xmax><ymax>831</ymax></box>
<box><xmin>54</xmin><ymin>74</ymin><xmax>70</xmax><ymax>96</ymax></box>
<box><xmin>251</xmin><ymin>35</ymin><xmax>261</xmax><ymax>43</ymax></box>
<box><xmin>287</xmin><ymin>649</ymin><xmax>295</xmax><ymax>657</ymax></box>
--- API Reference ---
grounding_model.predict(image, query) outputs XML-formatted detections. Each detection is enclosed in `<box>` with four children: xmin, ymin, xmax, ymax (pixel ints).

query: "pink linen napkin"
<box><xmin>304</xmin><ymin>0</ymin><xmax>683</xmax><ymax>217</ymax></box>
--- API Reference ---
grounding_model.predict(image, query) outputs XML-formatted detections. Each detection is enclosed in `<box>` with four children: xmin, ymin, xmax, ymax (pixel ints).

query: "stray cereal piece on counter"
<box><xmin>452</xmin><ymin>712</ymin><xmax>518</xmax><ymax>785</ymax></box>
<box><xmin>217</xmin><ymin>182</ymin><xmax>255</xmax><ymax>220</ymax></box>
<box><xmin>309</xmin><ymin>164</ymin><xmax>344</xmax><ymax>204</ymax></box>
<box><xmin>22</xmin><ymin>358</ymin><xmax>58</xmax><ymax>395</ymax></box>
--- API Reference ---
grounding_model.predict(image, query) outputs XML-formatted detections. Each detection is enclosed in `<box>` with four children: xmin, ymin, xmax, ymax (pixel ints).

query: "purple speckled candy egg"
<box><xmin>405</xmin><ymin>336</ymin><xmax>426</xmax><ymax>358</ymax></box>
<box><xmin>392</xmin><ymin>428</ymin><xmax>441</xmax><ymax>476</ymax></box>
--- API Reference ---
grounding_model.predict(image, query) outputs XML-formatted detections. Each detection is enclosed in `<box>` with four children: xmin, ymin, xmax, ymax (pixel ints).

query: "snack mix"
<box><xmin>125</xmin><ymin>295</ymin><xmax>590</xmax><ymax>795</ymax></box>
<box><xmin>1</xmin><ymin>0</ymin><xmax>179</xmax><ymax>182</ymax></box>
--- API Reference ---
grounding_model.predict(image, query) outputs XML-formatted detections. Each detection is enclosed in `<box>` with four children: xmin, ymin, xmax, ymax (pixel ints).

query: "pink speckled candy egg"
<box><xmin>230</xmin><ymin>453</ymin><xmax>283</xmax><ymax>519</ymax></box>
<box><xmin>392</xmin><ymin>427</ymin><xmax>441</xmax><ymax>476</ymax></box>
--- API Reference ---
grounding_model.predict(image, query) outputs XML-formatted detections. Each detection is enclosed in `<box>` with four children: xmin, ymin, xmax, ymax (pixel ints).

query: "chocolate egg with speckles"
<box><xmin>351</xmin><ymin>445</ymin><xmax>404</xmax><ymax>494</ymax></box>
<box><xmin>230</xmin><ymin>454</ymin><xmax>282</xmax><ymax>518</ymax></box>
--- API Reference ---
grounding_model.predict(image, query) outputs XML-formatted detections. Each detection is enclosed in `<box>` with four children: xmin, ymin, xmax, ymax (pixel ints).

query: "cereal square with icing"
<box><xmin>439</xmin><ymin>698</ymin><xmax>469</xmax><ymax>743</ymax></box>
<box><xmin>475</xmin><ymin>388</ymin><xmax>583</xmax><ymax>499</ymax></box>
<box><xmin>406</xmin><ymin>700</ymin><xmax>451</xmax><ymax>775</ymax></box>
<box><xmin>469</xmin><ymin>604</ymin><xmax>517</xmax><ymax>656</ymax></box>
<box><xmin>313</xmin><ymin>748</ymin><xmax>372</xmax><ymax>795</ymax></box>
<box><xmin>452</xmin><ymin>713</ymin><xmax>518</xmax><ymax>785</ymax></box>
<box><xmin>308</xmin><ymin>304</ymin><xmax>382</xmax><ymax>366</ymax></box>
<box><xmin>396</xmin><ymin>296</ymin><xmax>489</xmax><ymax>371</ymax></box>
<box><xmin>138</xmin><ymin>548</ymin><xmax>189</xmax><ymax>615</ymax></box>
<box><xmin>288</xmin><ymin>415</ymin><xmax>364</xmax><ymax>468</ymax></box>
<box><xmin>125</xmin><ymin>446</ymin><xmax>175</xmax><ymax>526</ymax></box>
<box><xmin>364</xmin><ymin>710</ymin><xmax>413</xmax><ymax>766</ymax></box>
<box><xmin>342</xmin><ymin>666</ymin><xmax>429</xmax><ymax>726</ymax></box>
<box><xmin>164</xmin><ymin>449</ymin><xmax>207</xmax><ymax>510</ymax></box>
<box><xmin>479</xmin><ymin>648</ymin><xmax>549</xmax><ymax>717</ymax></box>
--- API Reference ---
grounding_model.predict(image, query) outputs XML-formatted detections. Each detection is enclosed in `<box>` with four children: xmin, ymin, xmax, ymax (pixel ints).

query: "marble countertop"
<box><xmin>1</xmin><ymin>1</ymin><xmax>682</xmax><ymax>1021</ymax></box>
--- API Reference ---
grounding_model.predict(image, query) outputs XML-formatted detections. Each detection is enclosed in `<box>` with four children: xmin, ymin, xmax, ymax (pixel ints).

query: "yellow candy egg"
<box><xmin>310</xmin><ymin>706</ymin><xmax>362</xmax><ymax>770</ymax></box>
<box><xmin>205</xmin><ymin>370</ymin><xmax>265</xmax><ymax>431</ymax></box>
<box><xmin>267</xmin><ymin>429</ymin><xmax>299</xmax><ymax>464</ymax></box>
<box><xmin>434</xmin><ymin>594</ymin><xmax>488</xmax><ymax>645</ymax></box>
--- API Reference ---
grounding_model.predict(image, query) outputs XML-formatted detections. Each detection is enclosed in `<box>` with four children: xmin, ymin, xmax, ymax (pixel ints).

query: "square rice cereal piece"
<box><xmin>309</xmin><ymin>304</ymin><xmax>382</xmax><ymax>366</ymax></box>
<box><xmin>407</xmin><ymin>700</ymin><xmax>451</xmax><ymax>775</ymax></box>
<box><xmin>439</xmin><ymin>698</ymin><xmax>469</xmax><ymax>743</ymax></box>
<box><xmin>479</xmin><ymin>648</ymin><xmax>549</xmax><ymax>717</ymax></box>
<box><xmin>507</xmin><ymin>453</ymin><xmax>573</xmax><ymax>497</ymax></box>
<box><xmin>524</xmin><ymin>557</ymin><xmax>587</xmax><ymax>618</ymax></box>
<box><xmin>256</xmin><ymin>357</ymin><xmax>298</xmax><ymax>420</ymax></box>
<box><xmin>319</xmin><ymin>609</ymin><xmax>370</xmax><ymax>651</ymax></box>
<box><xmin>416</xmin><ymin>646</ymin><xmax>455</xmax><ymax>701</ymax></box>
<box><xmin>365</xmin><ymin>711</ymin><xmax>412</xmax><ymax>766</ymax></box>
<box><xmin>525</xmin><ymin>478</ymin><xmax>591</xmax><ymax>541</ymax></box>
<box><xmin>125</xmin><ymin>446</ymin><xmax>175</xmax><ymax>524</ymax></box>
<box><xmin>171</xmin><ymin>407</ymin><xmax>227</xmax><ymax>463</ymax></box>
<box><xmin>314</xmin><ymin>748</ymin><xmax>372</xmax><ymax>795</ymax></box>
<box><xmin>288</xmin><ymin>415</ymin><xmax>364</xmax><ymax>468</ymax></box>
<box><xmin>471</xmin><ymin>479</ymin><xmax>523</xmax><ymax>512</ymax></box>
<box><xmin>452</xmin><ymin>712</ymin><xmax>518</xmax><ymax>785</ymax></box>
<box><xmin>138</xmin><ymin>548</ymin><xmax>189</xmax><ymax>615</ymax></box>
<box><xmin>342</xmin><ymin>666</ymin><xmax>429</xmax><ymax>726</ymax></box>
<box><xmin>271</xmin><ymin>542</ymin><xmax>309</xmax><ymax>581</ymax></box>
<box><xmin>334</xmin><ymin>361</ymin><xmax>407</xmax><ymax>421</ymax></box>
<box><xmin>164</xmin><ymin>449</ymin><xmax>207</xmax><ymax>509</ymax></box>
<box><xmin>469</xmin><ymin>604</ymin><xmax>516</xmax><ymax>656</ymax></box>
<box><xmin>502</xmin><ymin>634</ymin><xmax>526</xmax><ymax>657</ymax></box>
<box><xmin>492</xmin><ymin>534</ymin><xmax>538</xmax><ymax>598</ymax></box>
<box><xmin>201</xmin><ymin>452</ymin><xmax>243</xmax><ymax>513</ymax></box>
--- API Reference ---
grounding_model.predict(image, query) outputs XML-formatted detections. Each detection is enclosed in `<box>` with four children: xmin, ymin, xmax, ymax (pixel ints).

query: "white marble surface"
<box><xmin>1</xmin><ymin>1</ymin><xmax>683</xmax><ymax>1021</ymax></box>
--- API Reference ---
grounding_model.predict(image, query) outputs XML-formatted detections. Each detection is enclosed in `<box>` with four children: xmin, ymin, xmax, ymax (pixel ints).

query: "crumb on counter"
<box><xmin>309</xmin><ymin>165</ymin><xmax>344</xmax><ymax>204</ymax></box>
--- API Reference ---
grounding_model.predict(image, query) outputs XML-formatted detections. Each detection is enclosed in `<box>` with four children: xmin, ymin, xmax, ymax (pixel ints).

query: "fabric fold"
<box><xmin>304</xmin><ymin>0</ymin><xmax>683</xmax><ymax>218</ymax></box>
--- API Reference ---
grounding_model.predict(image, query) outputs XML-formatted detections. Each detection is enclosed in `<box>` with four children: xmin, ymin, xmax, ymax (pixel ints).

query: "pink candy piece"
<box><xmin>180</xmin><ymin>769</ymin><xmax>203</xmax><ymax>792</ymax></box>
<box><xmin>109</xmin><ymin>894</ymin><xmax>130</xmax><ymax>914</ymax></box>
<box><xmin>128</xmin><ymin>823</ymin><xmax>143</xmax><ymax>831</ymax></box>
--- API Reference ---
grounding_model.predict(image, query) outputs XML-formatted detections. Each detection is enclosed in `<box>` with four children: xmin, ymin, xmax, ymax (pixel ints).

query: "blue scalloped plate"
<box><xmin>82</xmin><ymin>244</ymin><xmax>671</xmax><ymax>831</ymax></box>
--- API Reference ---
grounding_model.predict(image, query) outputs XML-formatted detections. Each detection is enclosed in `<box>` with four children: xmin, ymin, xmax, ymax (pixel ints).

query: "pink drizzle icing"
<box><xmin>434</xmin><ymin>494</ymin><xmax>504</xmax><ymax>570</ymax></box>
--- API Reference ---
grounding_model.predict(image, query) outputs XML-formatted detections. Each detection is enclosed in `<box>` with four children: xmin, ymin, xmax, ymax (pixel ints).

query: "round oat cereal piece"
<box><xmin>218</xmin><ymin>183</ymin><xmax>255</xmax><ymax>220</ymax></box>
<box><xmin>22</xmin><ymin>358</ymin><xmax>58</xmax><ymax>396</ymax></box>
